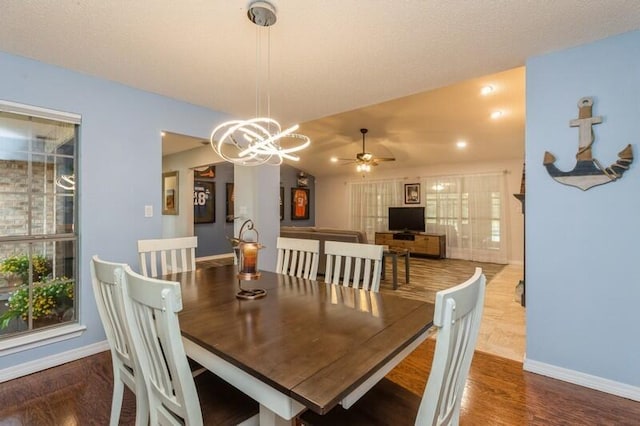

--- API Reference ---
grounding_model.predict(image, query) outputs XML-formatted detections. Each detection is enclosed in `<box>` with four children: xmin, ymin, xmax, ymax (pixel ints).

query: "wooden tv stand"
<box><xmin>374</xmin><ymin>232</ymin><xmax>446</xmax><ymax>259</ymax></box>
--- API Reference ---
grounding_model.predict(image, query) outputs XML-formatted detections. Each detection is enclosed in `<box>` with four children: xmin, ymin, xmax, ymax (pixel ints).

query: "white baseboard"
<box><xmin>196</xmin><ymin>252</ymin><xmax>234</xmax><ymax>262</ymax></box>
<box><xmin>0</xmin><ymin>340</ymin><xmax>109</xmax><ymax>383</ymax></box>
<box><xmin>524</xmin><ymin>357</ymin><xmax>640</xmax><ymax>402</ymax></box>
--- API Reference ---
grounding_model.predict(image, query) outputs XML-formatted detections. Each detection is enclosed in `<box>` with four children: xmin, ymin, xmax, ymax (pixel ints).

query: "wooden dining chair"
<box><xmin>137</xmin><ymin>236</ymin><xmax>197</xmax><ymax>277</ymax></box>
<box><xmin>120</xmin><ymin>265</ymin><xmax>259</xmax><ymax>426</ymax></box>
<box><xmin>324</xmin><ymin>241</ymin><xmax>384</xmax><ymax>292</ymax></box>
<box><xmin>276</xmin><ymin>237</ymin><xmax>320</xmax><ymax>280</ymax></box>
<box><xmin>90</xmin><ymin>256</ymin><xmax>148</xmax><ymax>426</ymax></box>
<box><xmin>301</xmin><ymin>267</ymin><xmax>486</xmax><ymax>426</ymax></box>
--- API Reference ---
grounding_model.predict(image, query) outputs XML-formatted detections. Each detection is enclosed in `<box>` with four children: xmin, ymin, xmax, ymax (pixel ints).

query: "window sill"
<box><xmin>0</xmin><ymin>323</ymin><xmax>87</xmax><ymax>357</ymax></box>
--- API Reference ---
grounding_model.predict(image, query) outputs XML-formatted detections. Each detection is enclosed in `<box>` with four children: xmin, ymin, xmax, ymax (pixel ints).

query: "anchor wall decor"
<box><xmin>543</xmin><ymin>97</ymin><xmax>633</xmax><ymax>191</ymax></box>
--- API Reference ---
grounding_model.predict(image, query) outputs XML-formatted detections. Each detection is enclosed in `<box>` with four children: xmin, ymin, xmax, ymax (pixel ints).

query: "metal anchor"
<box><xmin>543</xmin><ymin>97</ymin><xmax>633</xmax><ymax>191</ymax></box>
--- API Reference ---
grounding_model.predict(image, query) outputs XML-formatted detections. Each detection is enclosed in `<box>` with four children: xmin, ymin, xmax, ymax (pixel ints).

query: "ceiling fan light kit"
<box><xmin>210</xmin><ymin>1</ymin><xmax>310</xmax><ymax>166</ymax></box>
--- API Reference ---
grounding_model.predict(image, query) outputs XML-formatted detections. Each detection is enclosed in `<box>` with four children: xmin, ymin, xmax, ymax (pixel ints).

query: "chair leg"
<box><xmin>109</xmin><ymin>372</ymin><xmax>125</xmax><ymax>426</ymax></box>
<box><xmin>133</xmin><ymin>375</ymin><xmax>149</xmax><ymax>426</ymax></box>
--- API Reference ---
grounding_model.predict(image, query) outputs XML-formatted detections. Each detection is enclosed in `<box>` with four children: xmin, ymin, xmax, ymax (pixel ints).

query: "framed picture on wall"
<box><xmin>162</xmin><ymin>171</ymin><xmax>178</xmax><ymax>215</ymax></box>
<box><xmin>291</xmin><ymin>187</ymin><xmax>310</xmax><ymax>220</ymax></box>
<box><xmin>194</xmin><ymin>180</ymin><xmax>214</xmax><ymax>223</ymax></box>
<box><xmin>280</xmin><ymin>186</ymin><xmax>285</xmax><ymax>220</ymax></box>
<box><xmin>404</xmin><ymin>183</ymin><xmax>420</xmax><ymax>204</ymax></box>
<box><xmin>226</xmin><ymin>182</ymin><xmax>234</xmax><ymax>222</ymax></box>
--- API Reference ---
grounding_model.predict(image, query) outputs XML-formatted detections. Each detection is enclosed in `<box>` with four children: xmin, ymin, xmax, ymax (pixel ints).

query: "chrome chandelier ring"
<box><xmin>211</xmin><ymin>117</ymin><xmax>311</xmax><ymax>166</ymax></box>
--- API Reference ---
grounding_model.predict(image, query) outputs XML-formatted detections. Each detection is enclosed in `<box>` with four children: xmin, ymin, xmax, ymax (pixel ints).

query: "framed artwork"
<box><xmin>226</xmin><ymin>182</ymin><xmax>235</xmax><ymax>222</ymax></box>
<box><xmin>194</xmin><ymin>180</ymin><xmax>215</xmax><ymax>223</ymax></box>
<box><xmin>194</xmin><ymin>165</ymin><xmax>216</xmax><ymax>178</ymax></box>
<box><xmin>280</xmin><ymin>186</ymin><xmax>285</xmax><ymax>220</ymax></box>
<box><xmin>291</xmin><ymin>187</ymin><xmax>310</xmax><ymax>220</ymax></box>
<box><xmin>404</xmin><ymin>183</ymin><xmax>420</xmax><ymax>204</ymax></box>
<box><xmin>162</xmin><ymin>171</ymin><xmax>179</xmax><ymax>215</ymax></box>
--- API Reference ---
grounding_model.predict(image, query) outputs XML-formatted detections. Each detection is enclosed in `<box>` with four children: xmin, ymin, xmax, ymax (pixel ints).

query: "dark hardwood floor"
<box><xmin>1</xmin><ymin>340</ymin><xmax>639</xmax><ymax>425</ymax></box>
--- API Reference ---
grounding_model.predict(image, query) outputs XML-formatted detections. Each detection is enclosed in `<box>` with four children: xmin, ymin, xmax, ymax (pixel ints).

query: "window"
<box><xmin>0</xmin><ymin>101</ymin><xmax>79</xmax><ymax>338</ymax></box>
<box><xmin>349</xmin><ymin>172</ymin><xmax>508</xmax><ymax>264</ymax></box>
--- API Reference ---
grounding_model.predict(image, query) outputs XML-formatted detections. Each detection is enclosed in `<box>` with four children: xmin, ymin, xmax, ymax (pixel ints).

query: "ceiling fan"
<box><xmin>336</xmin><ymin>128</ymin><xmax>395</xmax><ymax>172</ymax></box>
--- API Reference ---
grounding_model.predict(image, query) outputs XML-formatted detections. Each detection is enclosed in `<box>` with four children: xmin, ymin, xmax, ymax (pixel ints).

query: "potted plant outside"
<box><xmin>0</xmin><ymin>277</ymin><xmax>74</xmax><ymax>329</ymax></box>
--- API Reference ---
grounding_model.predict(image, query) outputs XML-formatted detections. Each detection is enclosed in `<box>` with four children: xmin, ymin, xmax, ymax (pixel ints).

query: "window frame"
<box><xmin>0</xmin><ymin>100</ymin><xmax>81</xmax><ymax>347</ymax></box>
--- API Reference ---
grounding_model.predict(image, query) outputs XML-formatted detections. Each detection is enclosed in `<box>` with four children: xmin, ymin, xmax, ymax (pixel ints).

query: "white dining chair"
<box><xmin>137</xmin><ymin>236</ymin><xmax>197</xmax><ymax>277</ymax></box>
<box><xmin>300</xmin><ymin>267</ymin><xmax>486</xmax><ymax>426</ymax></box>
<box><xmin>120</xmin><ymin>265</ymin><xmax>259</xmax><ymax>426</ymax></box>
<box><xmin>90</xmin><ymin>256</ymin><xmax>148</xmax><ymax>426</ymax></box>
<box><xmin>276</xmin><ymin>237</ymin><xmax>320</xmax><ymax>280</ymax></box>
<box><xmin>324</xmin><ymin>241</ymin><xmax>384</xmax><ymax>292</ymax></box>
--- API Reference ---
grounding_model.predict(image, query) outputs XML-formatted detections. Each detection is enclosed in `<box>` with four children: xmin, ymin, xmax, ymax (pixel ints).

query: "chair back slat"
<box><xmin>276</xmin><ymin>237</ymin><xmax>320</xmax><ymax>280</ymax></box>
<box><xmin>137</xmin><ymin>236</ymin><xmax>197</xmax><ymax>277</ymax></box>
<box><xmin>121</xmin><ymin>265</ymin><xmax>204</xmax><ymax>426</ymax></box>
<box><xmin>416</xmin><ymin>267</ymin><xmax>486</xmax><ymax>426</ymax></box>
<box><xmin>324</xmin><ymin>241</ymin><xmax>384</xmax><ymax>292</ymax></box>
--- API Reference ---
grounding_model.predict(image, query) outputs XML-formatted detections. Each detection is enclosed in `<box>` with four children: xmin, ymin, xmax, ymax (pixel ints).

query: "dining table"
<box><xmin>170</xmin><ymin>264</ymin><xmax>435</xmax><ymax>426</ymax></box>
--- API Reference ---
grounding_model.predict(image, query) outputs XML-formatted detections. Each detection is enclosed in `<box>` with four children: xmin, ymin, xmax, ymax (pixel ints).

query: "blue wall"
<box><xmin>526</xmin><ymin>30</ymin><xmax>640</xmax><ymax>389</ymax></box>
<box><xmin>0</xmin><ymin>51</ymin><xmax>232</xmax><ymax>369</ymax></box>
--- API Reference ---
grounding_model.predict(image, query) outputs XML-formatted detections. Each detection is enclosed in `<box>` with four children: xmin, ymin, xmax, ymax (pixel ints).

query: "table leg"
<box><xmin>259</xmin><ymin>404</ymin><xmax>294</xmax><ymax>426</ymax></box>
<box><xmin>405</xmin><ymin>252</ymin><xmax>410</xmax><ymax>284</ymax></box>
<box><xmin>392</xmin><ymin>254</ymin><xmax>398</xmax><ymax>290</ymax></box>
<box><xmin>381</xmin><ymin>253</ymin><xmax>387</xmax><ymax>280</ymax></box>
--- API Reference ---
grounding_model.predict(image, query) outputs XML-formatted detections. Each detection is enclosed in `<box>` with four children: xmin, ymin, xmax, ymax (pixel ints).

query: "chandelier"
<box><xmin>210</xmin><ymin>1</ymin><xmax>310</xmax><ymax>166</ymax></box>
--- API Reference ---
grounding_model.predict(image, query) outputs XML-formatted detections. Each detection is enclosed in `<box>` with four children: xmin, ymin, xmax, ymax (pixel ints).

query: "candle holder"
<box><xmin>232</xmin><ymin>219</ymin><xmax>266</xmax><ymax>300</ymax></box>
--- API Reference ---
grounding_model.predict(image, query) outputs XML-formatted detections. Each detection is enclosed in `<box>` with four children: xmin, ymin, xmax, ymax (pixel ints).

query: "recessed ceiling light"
<box><xmin>456</xmin><ymin>140</ymin><xmax>467</xmax><ymax>149</ymax></box>
<box><xmin>490</xmin><ymin>110</ymin><xmax>503</xmax><ymax>119</ymax></box>
<box><xmin>330</xmin><ymin>157</ymin><xmax>338</xmax><ymax>163</ymax></box>
<box><xmin>481</xmin><ymin>85</ymin><xmax>494</xmax><ymax>95</ymax></box>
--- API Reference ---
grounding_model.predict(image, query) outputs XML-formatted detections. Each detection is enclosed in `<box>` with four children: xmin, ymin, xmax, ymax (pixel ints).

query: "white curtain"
<box><xmin>424</xmin><ymin>173</ymin><xmax>508</xmax><ymax>264</ymax></box>
<box><xmin>348</xmin><ymin>173</ymin><xmax>509</xmax><ymax>264</ymax></box>
<box><xmin>349</xmin><ymin>179</ymin><xmax>402</xmax><ymax>242</ymax></box>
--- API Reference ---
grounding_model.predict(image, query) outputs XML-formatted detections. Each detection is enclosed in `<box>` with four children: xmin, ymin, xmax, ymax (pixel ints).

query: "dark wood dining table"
<box><xmin>170</xmin><ymin>264</ymin><xmax>434</xmax><ymax>426</ymax></box>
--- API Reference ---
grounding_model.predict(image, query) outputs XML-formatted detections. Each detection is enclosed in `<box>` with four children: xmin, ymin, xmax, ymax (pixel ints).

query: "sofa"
<box><xmin>279</xmin><ymin>226</ymin><xmax>368</xmax><ymax>275</ymax></box>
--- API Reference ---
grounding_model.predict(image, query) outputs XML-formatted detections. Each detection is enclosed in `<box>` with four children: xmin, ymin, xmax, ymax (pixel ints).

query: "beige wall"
<box><xmin>314</xmin><ymin>158</ymin><xmax>524</xmax><ymax>264</ymax></box>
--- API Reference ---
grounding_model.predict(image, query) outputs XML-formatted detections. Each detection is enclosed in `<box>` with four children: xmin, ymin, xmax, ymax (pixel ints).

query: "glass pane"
<box><xmin>0</xmin><ymin>240</ymin><xmax>76</xmax><ymax>335</ymax></box>
<box><xmin>0</xmin><ymin>194</ymin><xmax>29</xmax><ymax>236</ymax></box>
<box><xmin>29</xmin><ymin>155</ymin><xmax>75</xmax><ymax>195</ymax></box>
<box><xmin>31</xmin><ymin>154</ymin><xmax>55</xmax><ymax>194</ymax></box>
<box><xmin>31</xmin><ymin>195</ymin><xmax>74</xmax><ymax>235</ymax></box>
<box><xmin>0</xmin><ymin>156</ymin><xmax>29</xmax><ymax>191</ymax></box>
<box><xmin>55</xmin><ymin>156</ymin><xmax>75</xmax><ymax>193</ymax></box>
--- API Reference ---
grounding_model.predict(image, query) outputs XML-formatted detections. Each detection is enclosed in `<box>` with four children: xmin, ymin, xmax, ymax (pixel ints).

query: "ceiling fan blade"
<box><xmin>334</xmin><ymin>129</ymin><xmax>396</xmax><ymax>168</ymax></box>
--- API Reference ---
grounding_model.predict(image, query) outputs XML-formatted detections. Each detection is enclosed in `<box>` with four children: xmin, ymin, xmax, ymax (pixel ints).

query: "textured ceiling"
<box><xmin>2</xmin><ymin>1</ymin><xmax>640</xmax><ymax>176</ymax></box>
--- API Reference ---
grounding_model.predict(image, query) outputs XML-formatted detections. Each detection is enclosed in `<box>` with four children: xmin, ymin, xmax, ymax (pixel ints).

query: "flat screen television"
<box><xmin>388</xmin><ymin>206</ymin><xmax>425</xmax><ymax>233</ymax></box>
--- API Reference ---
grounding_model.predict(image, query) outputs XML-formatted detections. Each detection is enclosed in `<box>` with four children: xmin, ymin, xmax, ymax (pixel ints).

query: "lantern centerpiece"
<box><xmin>230</xmin><ymin>219</ymin><xmax>266</xmax><ymax>300</ymax></box>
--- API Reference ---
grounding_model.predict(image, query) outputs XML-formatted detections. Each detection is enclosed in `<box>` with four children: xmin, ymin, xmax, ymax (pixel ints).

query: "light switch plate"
<box><xmin>144</xmin><ymin>205</ymin><xmax>153</xmax><ymax>217</ymax></box>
